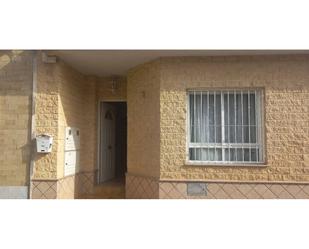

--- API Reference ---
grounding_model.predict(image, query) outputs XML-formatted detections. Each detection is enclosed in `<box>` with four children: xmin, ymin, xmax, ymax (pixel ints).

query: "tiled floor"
<box><xmin>79</xmin><ymin>177</ymin><xmax>125</xmax><ymax>199</ymax></box>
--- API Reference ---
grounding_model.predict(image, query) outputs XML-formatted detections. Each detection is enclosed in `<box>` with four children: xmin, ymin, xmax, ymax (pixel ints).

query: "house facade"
<box><xmin>0</xmin><ymin>50</ymin><xmax>308</xmax><ymax>199</ymax></box>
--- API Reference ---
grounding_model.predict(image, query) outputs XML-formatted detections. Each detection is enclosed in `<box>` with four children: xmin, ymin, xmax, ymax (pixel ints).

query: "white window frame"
<box><xmin>186</xmin><ymin>88</ymin><xmax>265</xmax><ymax>166</ymax></box>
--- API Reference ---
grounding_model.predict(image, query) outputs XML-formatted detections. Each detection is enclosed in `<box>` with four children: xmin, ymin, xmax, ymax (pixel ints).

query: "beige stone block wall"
<box><xmin>57</xmin><ymin>62</ymin><xmax>97</xmax><ymax>177</ymax></box>
<box><xmin>159</xmin><ymin>55</ymin><xmax>309</xmax><ymax>182</ymax></box>
<box><xmin>33</xmin><ymin>54</ymin><xmax>129</xmax><ymax>198</ymax></box>
<box><xmin>159</xmin><ymin>181</ymin><xmax>309</xmax><ymax>199</ymax></box>
<box><xmin>34</xmin><ymin>55</ymin><xmax>97</xmax><ymax>198</ymax></box>
<box><xmin>0</xmin><ymin>50</ymin><xmax>33</xmax><ymax>186</ymax></box>
<box><xmin>127</xmin><ymin>61</ymin><xmax>161</xmax><ymax>178</ymax></box>
<box><xmin>97</xmin><ymin>76</ymin><xmax>127</xmax><ymax>101</ymax></box>
<box><xmin>34</xmin><ymin>54</ymin><xmax>59</xmax><ymax>179</ymax></box>
<box><xmin>21</xmin><ymin>52</ymin><xmax>309</xmax><ymax>199</ymax></box>
<box><xmin>31</xmin><ymin>172</ymin><xmax>95</xmax><ymax>199</ymax></box>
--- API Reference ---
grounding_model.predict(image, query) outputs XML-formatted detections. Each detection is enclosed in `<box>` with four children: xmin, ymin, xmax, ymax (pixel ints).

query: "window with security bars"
<box><xmin>188</xmin><ymin>89</ymin><xmax>264</xmax><ymax>164</ymax></box>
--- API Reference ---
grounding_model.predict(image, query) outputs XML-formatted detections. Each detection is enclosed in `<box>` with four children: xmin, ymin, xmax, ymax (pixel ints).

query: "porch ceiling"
<box><xmin>53</xmin><ymin>50</ymin><xmax>309</xmax><ymax>77</ymax></box>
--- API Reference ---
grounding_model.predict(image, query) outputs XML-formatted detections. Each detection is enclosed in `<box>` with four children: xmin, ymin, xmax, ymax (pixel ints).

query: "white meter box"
<box><xmin>65</xmin><ymin>127</ymin><xmax>80</xmax><ymax>151</ymax></box>
<box><xmin>64</xmin><ymin>127</ymin><xmax>80</xmax><ymax>176</ymax></box>
<box><xmin>64</xmin><ymin>150</ymin><xmax>80</xmax><ymax>176</ymax></box>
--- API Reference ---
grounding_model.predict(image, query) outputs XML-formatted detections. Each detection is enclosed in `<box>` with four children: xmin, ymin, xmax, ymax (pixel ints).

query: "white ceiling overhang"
<box><xmin>52</xmin><ymin>50</ymin><xmax>309</xmax><ymax>77</ymax></box>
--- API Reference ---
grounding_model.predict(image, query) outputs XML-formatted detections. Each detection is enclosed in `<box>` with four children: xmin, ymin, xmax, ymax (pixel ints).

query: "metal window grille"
<box><xmin>188</xmin><ymin>89</ymin><xmax>264</xmax><ymax>164</ymax></box>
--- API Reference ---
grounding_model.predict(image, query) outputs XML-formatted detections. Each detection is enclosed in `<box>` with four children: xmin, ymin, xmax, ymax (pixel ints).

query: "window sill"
<box><xmin>185</xmin><ymin>161</ymin><xmax>268</xmax><ymax>168</ymax></box>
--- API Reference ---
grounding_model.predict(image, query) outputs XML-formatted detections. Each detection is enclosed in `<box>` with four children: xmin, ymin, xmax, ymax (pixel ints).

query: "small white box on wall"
<box><xmin>36</xmin><ymin>134</ymin><xmax>53</xmax><ymax>153</ymax></box>
<box><xmin>65</xmin><ymin>127</ymin><xmax>80</xmax><ymax>151</ymax></box>
<box><xmin>64</xmin><ymin>150</ymin><xmax>80</xmax><ymax>176</ymax></box>
<box><xmin>64</xmin><ymin>127</ymin><xmax>80</xmax><ymax>176</ymax></box>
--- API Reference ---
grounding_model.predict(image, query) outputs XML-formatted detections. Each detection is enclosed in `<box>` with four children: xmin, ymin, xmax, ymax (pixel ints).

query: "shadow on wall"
<box><xmin>56</xmin><ymin>60</ymin><xmax>97</xmax><ymax>198</ymax></box>
<box><xmin>57</xmin><ymin>67</ymin><xmax>128</xmax><ymax>198</ymax></box>
<box><xmin>0</xmin><ymin>50</ymin><xmax>33</xmax><ymax>187</ymax></box>
<box><xmin>31</xmin><ymin>52</ymin><xmax>98</xmax><ymax>199</ymax></box>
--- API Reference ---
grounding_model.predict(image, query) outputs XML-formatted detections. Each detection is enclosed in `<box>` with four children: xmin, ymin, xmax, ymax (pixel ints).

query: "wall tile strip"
<box><xmin>31</xmin><ymin>181</ymin><xmax>57</xmax><ymax>199</ymax></box>
<box><xmin>31</xmin><ymin>171</ymin><xmax>95</xmax><ymax>199</ymax></box>
<box><xmin>32</xmin><ymin>174</ymin><xmax>309</xmax><ymax>199</ymax></box>
<box><xmin>126</xmin><ymin>174</ymin><xmax>159</xmax><ymax>199</ymax></box>
<box><xmin>159</xmin><ymin>181</ymin><xmax>309</xmax><ymax>199</ymax></box>
<box><xmin>57</xmin><ymin>175</ymin><xmax>76</xmax><ymax>199</ymax></box>
<box><xmin>77</xmin><ymin>172</ymin><xmax>95</xmax><ymax>196</ymax></box>
<box><xmin>0</xmin><ymin>51</ymin><xmax>33</xmax><ymax>186</ymax></box>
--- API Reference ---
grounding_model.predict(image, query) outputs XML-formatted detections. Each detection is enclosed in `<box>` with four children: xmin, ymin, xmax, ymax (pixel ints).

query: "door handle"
<box><xmin>108</xmin><ymin>145</ymin><xmax>112</xmax><ymax>150</ymax></box>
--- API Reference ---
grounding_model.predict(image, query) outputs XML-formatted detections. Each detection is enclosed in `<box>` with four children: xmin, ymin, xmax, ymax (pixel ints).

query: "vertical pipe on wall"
<box><xmin>28</xmin><ymin>50</ymin><xmax>38</xmax><ymax>199</ymax></box>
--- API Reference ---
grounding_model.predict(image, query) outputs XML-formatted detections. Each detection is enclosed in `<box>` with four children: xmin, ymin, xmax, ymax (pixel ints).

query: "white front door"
<box><xmin>99</xmin><ymin>103</ymin><xmax>116</xmax><ymax>183</ymax></box>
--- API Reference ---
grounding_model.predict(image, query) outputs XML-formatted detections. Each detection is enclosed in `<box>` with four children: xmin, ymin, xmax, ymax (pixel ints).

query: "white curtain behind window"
<box><xmin>189</xmin><ymin>91</ymin><xmax>259</xmax><ymax>162</ymax></box>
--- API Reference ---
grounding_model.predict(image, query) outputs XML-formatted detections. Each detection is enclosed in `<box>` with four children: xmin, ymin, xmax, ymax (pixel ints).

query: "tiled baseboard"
<box><xmin>31</xmin><ymin>180</ymin><xmax>57</xmax><ymax>199</ymax></box>
<box><xmin>31</xmin><ymin>171</ymin><xmax>95</xmax><ymax>199</ymax></box>
<box><xmin>159</xmin><ymin>181</ymin><xmax>309</xmax><ymax>199</ymax></box>
<box><xmin>125</xmin><ymin>174</ymin><xmax>159</xmax><ymax>199</ymax></box>
<box><xmin>31</xmin><ymin>173</ymin><xmax>309</xmax><ymax>199</ymax></box>
<box><xmin>125</xmin><ymin>174</ymin><xmax>309</xmax><ymax>199</ymax></box>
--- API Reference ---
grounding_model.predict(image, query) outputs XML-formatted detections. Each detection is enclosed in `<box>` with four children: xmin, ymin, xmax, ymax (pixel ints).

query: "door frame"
<box><xmin>97</xmin><ymin>99</ymin><xmax>126</xmax><ymax>184</ymax></box>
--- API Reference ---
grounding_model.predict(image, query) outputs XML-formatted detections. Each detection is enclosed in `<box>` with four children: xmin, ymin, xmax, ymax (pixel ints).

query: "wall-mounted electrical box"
<box><xmin>64</xmin><ymin>150</ymin><xmax>80</xmax><ymax>176</ymax></box>
<box><xmin>64</xmin><ymin>127</ymin><xmax>80</xmax><ymax>176</ymax></box>
<box><xmin>36</xmin><ymin>134</ymin><xmax>53</xmax><ymax>153</ymax></box>
<box><xmin>65</xmin><ymin>127</ymin><xmax>80</xmax><ymax>151</ymax></box>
